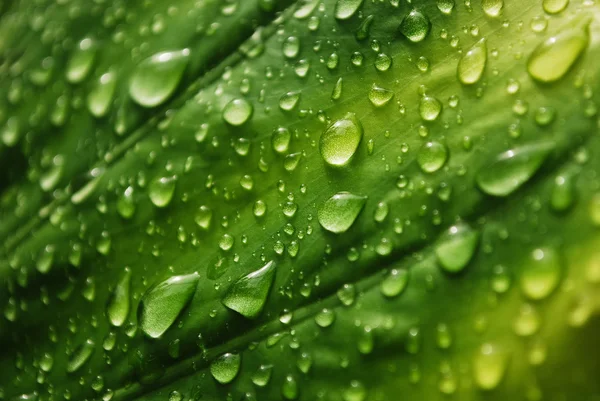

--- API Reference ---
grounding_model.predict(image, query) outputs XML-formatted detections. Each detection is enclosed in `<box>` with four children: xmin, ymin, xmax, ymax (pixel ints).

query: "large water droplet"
<box><xmin>320</xmin><ymin>113</ymin><xmax>363</xmax><ymax>167</ymax></box>
<box><xmin>368</xmin><ymin>85</ymin><xmax>394</xmax><ymax>107</ymax></box>
<box><xmin>380</xmin><ymin>269</ymin><xmax>409</xmax><ymax>297</ymax></box>
<box><xmin>419</xmin><ymin>95</ymin><xmax>442</xmax><ymax>121</ymax></box>
<box><xmin>435</xmin><ymin>222</ymin><xmax>479</xmax><ymax>273</ymax></box>
<box><xmin>138</xmin><ymin>273</ymin><xmax>199</xmax><ymax>338</ymax></box>
<box><xmin>210</xmin><ymin>353</ymin><xmax>241</xmax><ymax>384</ymax></box>
<box><xmin>458</xmin><ymin>38</ymin><xmax>487</xmax><ymax>85</ymax></box>
<box><xmin>334</xmin><ymin>0</ymin><xmax>364</xmax><ymax>20</ymax></box>
<box><xmin>318</xmin><ymin>192</ymin><xmax>367</xmax><ymax>234</ymax></box>
<box><xmin>66</xmin><ymin>37</ymin><xmax>97</xmax><ymax>84</ymax></box>
<box><xmin>473</xmin><ymin>343</ymin><xmax>508</xmax><ymax>390</ymax></box>
<box><xmin>399</xmin><ymin>10</ymin><xmax>431</xmax><ymax>43</ymax></box>
<box><xmin>149</xmin><ymin>175</ymin><xmax>177</xmax><ymax>208</ymax></box>
<box><xmin>417</xmin><ymin>141</ymin><xmax>448</xmax><ymax>173</ymax></box>
<box><xmin>67</xmin><ymin>339</ymin><xmax>95</xmax><ymax>373</ymax></box>
<box><xmin>520</xmin><ymin>247</ymin><xmax>562</xmax><ymax>300</ymax></box>
<box><xmin>223</xmin><ymin>98</ymin><xmax>253</xmax><ymax>126</ymax></box>
<box><xmin>527</xmin><ymin>20</ymin><xmax>589</xmax><ymax>83</ymax></box>
<box><xmin>222</xmin><ymin>261</ymin><xmax>276</xmax><ymax>318</ymax></box>
<box><xmin>107</xmin><ymin>268</ymin><xmax>131</xmax><ymax>327</ymax></box>
<box><xmin>476</xmin><ymin>141</ymin><xmax>554</xmax><ymax>197</ymax></box>
<box><xmin>542</xmin><ymin>0</ymin><xmax>569</xmax><ymax>14</ymax></box>
<box><xmin>129</xmin><ymin>49</ymin><xmax>190</xmax><ymax>107</ymax></box>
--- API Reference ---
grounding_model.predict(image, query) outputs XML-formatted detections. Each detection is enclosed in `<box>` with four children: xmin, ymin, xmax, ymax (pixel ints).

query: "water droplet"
<box><xmin>252</xmin><ymin>364</ymin><xmax>273</xmax><ymax>387</ymax></box>
<box><xmin>399</xmin><ymin>10</ymin><xmax>431</xmax><ymax>43</ymax></box>
<box><xmin>315</xmin><ymin>308</ymin><xmax>335</xmax><ymax>327</ymax></box>
<box><xmin>223</xmin><ymin>98</ymin><xmax>253</xmax><ymax>126</ymax></box>
<box><xmin>374</xmin><ymin>201</ymin><xmax>389</xmax><ymax>222</ymax></box>
<box><xmin>435</xmin><ymin>222</ymin><xmax>479</xmax><ymax>273</ymax></box>
<box><xmin>219</xmin><ymin>234</ymin><xmax>235</xmax><ymax>251</ymax></box>
<box><xmin>380</xmin><ymin>269</ymin><xmax>409</xmax><ymax>297</ymax></box>
<box><xmin>476</xmin><ymin>141</ymin><xmax>554</xmax><ymax>197</ymax></box>
<box><xmin>368</xmin><ymin>85</ymin><xmax>394</xmax><ymax>107</ymax></box>
<box><xmin>473</xmin><ymin>343</ymin><xmax>508</xmax><ymax>390</ymax></box>
<box><xmin>282</xmin><ymin>36</ymin><xmax>300</xmax><ymax>58</ymax></box>
<box><xmin>222</xmin><ymin>261</ymin><xmax>276</xmax><ymax>318</ymax></box>
<box><xmin>107</xmin><ymin>268</ymin><xmax>131</xmax><ymax>327</ymax></box>
<box><xmin>318</xmin><ymin>192</ymin><xmax>367</xmax><ymax>234</ymax></box>
<box><xmin>40</xmin><ymin>353</ymin><xmax>54</xmax><ymax>372</ymax></box>
<box><xmin>458</xmin><ymin>38</ymin><xmax>487</xmax><ymax>85</ymax></box>
<box><xmin>417</xmin><ymin>141</ymin><xmax>448</xmax><ymax>173</ymax></box>
<box><xmin>66</xmin><ymin>37</ymin><xmax>97</xmax><ymax>84</ymax></box>
<box><xmin>550</xmin><ymin>174</ymin><xmax>575</xmax><ymax>212</ymax></box>
<box><xmin>419</xmin><ymin>95</ymin><xmax>442</xmax><ymax>121</ymax></box>
<box><xmin>138</xmin><ymin>273</ymin><xmax>199</xmax><ymax>338</ymax></box>
<box><xmin>513</xmin><ymin>303</ymin><xmax>540</xmax><ymax>336</ymax></box>
<box><xmin>320</xmin><ymin>113</ymin><xmax>363</xmax><ymax>167</ymax></box>
<box><xmin>527</xmin><ymin>20</ymin><xmax>589</xmax><ymax>83</ymax></box>
<box><xmin>210</xmin><ymin>353</ymin><xmax>241</xmax><ymax>384</ymax></box>
<box><xmin>279</xmin><ymin>91</ymin><xmax>301</xmax><ymax>111</ymax></box>
<box><xmin>117</xmin><ymin>186</ymin><xmax>136</xmax><ymax>219</ymax></box>
<box><xmin>343</xmin><ymin>381</ymin><xmax>366</xmax><ymax>401</ymax></box>
<box><xmin>67</xmin><ymin>339</ymin><xmax>95</xmax><ymax>373</ymax></box>
<box><xmin>520</xmin><ymin>247</ymin><xmax>562</xmax><ymax>300</ymax></box>
<box><xmin>543</xmin><ymin>0</ymin><xmax>568</xmax><ymax>14</ymax></box>
<box><xmin>337</xmin><ymin>283</ymin><xmax>356</xmax><ymax>306</ymax></box>
<box><xmin>195</xmin><ymin>205</ymin><xmax>213</xmax><ymax>230</ymax></box>
<box><xmin>129</xmin><ymin>49</ymin><xmax>190</xmax><ymax>107</ymax></box>
<box><xmin>334</xmin><ymin>0</ymin><xmax>364</xmax><ymax>20</ymax></box>
<box><xmin>374</xmin><ymin>53</ymin><xmax>392</xmax><ymax>71</ymax></box>
<box><xmin>332</xmin><ymin>77</ymin><xmax>343</xmax><ymax>100</ymax></box>
<box><xmin>482</xmin><ymin>0</ymin><xmax>503</xmax><ymax>17</ymax></box>
<box><xmin>491</xmin><ymin>265</ymin><xmax>511</xmax><ymax>294</ymax></box>
<box><xmin>282</xmin><ymin>375</ymin><xmax>299</xmax><ymax>400</ymax></box>
<box><xmin>436</xmin><ymin>0</ymin><xmax>455</xmax><ymax>14</ymax></box>
<box><xmin>296</xmin><ymin>352</ymin><xmax>312</xmax><ymax>374</ymax></box>
<box><xmin>149</xmin><ymin>175</ymin><xmax>177</xmax><ymax>208</ymax></box>
<box><xmin>87</xmin><ymin>71</ymin><xmax>116</xmax><ymax>118</ymax></box>
<box><xmin>355</xmin><ymin>15</ymin><xmax>375</xmax><ymax>40</ymax></box>
<box><xmin>436</xmin><ymin>323</ymin><xmax>452</xmax><ymax>349</ymax></box>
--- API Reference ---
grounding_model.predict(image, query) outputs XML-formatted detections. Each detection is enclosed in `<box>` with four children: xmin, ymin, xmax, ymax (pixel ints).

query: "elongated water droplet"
<box><xmin>210</xmin><ymin>353</ymin><xmax>241</xmax><ymax>384</ymax></box>
<box><xmin>223</xmin><ymin>98</ymin><xmax>253</xmax><ymax>126</ymax></box>
<box><xmin>318</xmin><ymin>192</ymin><xmax>367</xmax><ymax>234</ymax></box>
<box><xmin>380</xmin><ymin>269</ymin><xmax>409</xmax><ymax>297</ymax></box>
<box><xmin>435</xmin><ymin>222</ymin><xmax>479</xmax><ymax>273</ymax></box>
<box><xmin>279</xmin><ymin>91</ymin><xmax>300</xmax><ymax>111</ymax></box>
<box><xmin>117</xmin><ymin>186</ymin><xmax>136</xmax><ymax>218</ymax></box>
<box><xmin>138</xmin><ymin>273</ymin><xmax>199</xmax><ymax>338</ymax></box>
<box><xmin>417</xmin><ymin>141</ymin><xmax>448</xmax><ymax>173</ymax></box>
<box><xmin>87</xmin><ymin>71</ymin><xmax>116</xmax><ymax>118</ymax></box>
<box><xmin>252</xmin><ymin>364</ymin><xmax>273</xmax><ymax>387</ymax></box>
<box><xmin>476</xmin><ymin>141</ymin><xmax>554</xmax><ymax>197</ymax></box>
<box><xmin>550</xmin><ymin>174</ymin><xmax>575</xmax><ymax>212</ymax></box>
<box><xmin>527</xmin><ymin>20</ymin><xmax>589</xmax><ymax>83</ymax></box>
<box><xmin>107</xmin><ymin>268</ymin><xmax>131</xmax><ymax>327</ymax></box>
<box><xmin>67</xmin><ymin>339</ymin><xmax>95</xmax><ymax>373</ymax></box>
<box><xmin>482</xmin><ymin>0</ymin><xmax>503</xmax><ymax>17</ymax></box>
<box><xmin>149</xmin><ymin>175</ymin><xmax>177</xmax><ymax>208</ymax></box>
<box><xmin>474</xmin><ymin>343</ymin><xmax>508</xmax><ymax>390</ymax></box>
<box><xmin>320</xmin><ymin>113</ymin><xmax>363</xmax><ymax>167</ymax></box>
<box><xmin>332</xmin><ymin>77</ymin><xmax>343</xmax><ymax>100</ymax></box>
<box><xmin>520</xmin><ymin>247</ymin><xmax>562</xmax><ymax>300</ymax></box>
<box><xmin>129</xmin><ymin>49</ymin><xmax>190</xmax><ymax>107</ymax></box>
<box><xmin>66</xmin><ymin>37</ymin><xmax>97</xmax><ymax>84</ymax></box>
<box><xmin>334</xmin><ymin>0</ymin><xmax>364</xmax><ymax>20</ymax></box>
<box><xmin>282</xmin><ymin>375</ymin><xmax>299</xmax><ymax>400</ymax></box>
<box><xmin>222</xmin><ymin>261</ymin><xmax>276</xmax><ymax>318</ymax></box>
<box><xmin>399</xmin><ymin>10</ymin><xmax>431</xmax><ymax>43</ymax></box>
<box><xmin>272</xmin><ymin>127</ymin><xmax>291</xmax><ymax>154</ymax></box>
<box><xmin>458</xmin><ymin>38</ymin><xmax>487</xmax><ymax>85</ymax></box>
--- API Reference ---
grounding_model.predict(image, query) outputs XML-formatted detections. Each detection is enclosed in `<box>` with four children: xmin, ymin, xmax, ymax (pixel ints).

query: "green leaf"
<box><xmin>0</xmin><ymin>0</ymin><xmax>600</xmax><ymax>400</ymax></box>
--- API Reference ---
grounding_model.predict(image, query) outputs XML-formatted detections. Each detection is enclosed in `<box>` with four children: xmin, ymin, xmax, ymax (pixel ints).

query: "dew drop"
<box><xmin>149</xmin><ymin>175</ymin><xmax>177</xmax><ymax>208</ymax></box>
<box><xmin>458</xmin><ymin>38</ymin><xmax>487</xmax><ymax>85</ymax></box>
<box><xmin>129</xmin><ymin>49</ymin><xmax>190</xmax><ymax>107</ymax></box>
<box><xmin>222</xmin><ymin>261</ymin><xmax>276</xmax><ymax>318</ymax></box>
<box><xmin>435</xmin><ymin>222</ymin><xmax>479</xmax><ymax>273</ymax></box>
<box><xmin>334</xmin><ymin>0</ymin><xmax>364</xmax><ymax>20</ymax></box>
<box><xmin>107</xmin><ymin>268</ymin><xmax>131</xmax><ymax>327</ymax></box>
<box><xmin>223</xmin><ymin>98</ymin><xmax>253</xmax><ymax>126</ymax></box>
<box><xmin>318</xmin><ymin>192</ymin><xmax>367</xmax><ymax>234</ymax></box>
<box><xmin>482</xmin><ymin>0</ymin><xmax>503</xmax><ymax>17</ymax></box>
<box><xmin>320</xmin><ymin>113</ymin><xmax>363</xmax><ymax>167</ymax></box>
<box><xmin>368</xmin><ymin>85</ymin><xmax>394</xmax><ymax>107</ymax></box>
<box><xmin>399</xmin><ymin>10</ymin><xmax>431</xmax><ymax>43</ymax></box>
<box><xmin>473</xmin><ymin>343</ymin><xmax>508</xmax><ymax>390</ymax></box>
<box><xmin>66</xmin><ymin>37</ymin><xmax>97</xmax><ymax>84</ymax></box>
<box><xmin>417</xmin><ymin>141</ymin><xmax>448</xmax><ymax>173</ymax></box>
<box><xmin>380</xmin><ymin>269</ymin><xmax>409</xmax><ymax>297</ymax></box>
<box><xmin>87</xmin><ymin>71</ymin><xmax>116</xmax><ymax>118</ymax></box>
<box><xmin>542</xmin><ymin>0</ymin><xmax>568</xmax><ymax>14</ymax></box>
<box><xmin>419</xmin><ymin>96</ymin><xmax>442</xmax><ymax>121</ymax></box>
<box><xmin>520</xmin><ymin>247</ymin><xmax>562</xmax><ymax>300</ymax></box>
<box><xmin>210</xmin><ymin>353</ymin><xmax>241</xmax><ymax>384</ymax></box>
<box><xmin>67</xmin><ymin>339</ymin><xmax>95</xmax><ymax>373</ymax></box>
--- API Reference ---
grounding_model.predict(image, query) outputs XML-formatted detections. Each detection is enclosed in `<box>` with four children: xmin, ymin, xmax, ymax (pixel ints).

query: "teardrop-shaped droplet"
<box><xmin>210</xmin><ymin>353</ymin><xmax>241</xmax><ymax>384</ymax></box>
<box><xmin>458</xmin><ymin>38</ymin><xmax>487</xmax><ymax>85</ymax></box>
<box><xmin>67</xmin><ymin>339</ymin><xmax>95</xmax><ymax>373</ymax></box>
<box><xmin>520</xmin><ymin>247</ymin><xmax>562</xmax><ymax>300</ymax></box>
<box><xmin>222</xmin><ymin>261</ymin><xmax>276</xmax><ymax>318</ymax></box>
<box><xmin>527</xmin><ymin>20</ymin><xmax>589</xmax><ymax>83</ymax></box>
<box><xmin>380</xmin><ymin>269</ymin><xmax>409</xmax><ymax>298</ymax></box>
<box><xmin>149</xmin><ymin>175</ymin><xmax>177</xmax><ymax>208</ymax></box>
<box><xmin>550</xmin><ymin>173</ymin><xmax>575</xmax><ymax>212</ymax></box>
<box><xmin>473</xmin><ymin>343</ymin><xmax>508</xmax><ymax>390</ymax></box>
<box><xmin>117</xmin><ymin>186</ymin><xmax>136</xmax><ymax>218</ymax></box>
<box><xmin>87</xmin><ymin>71</ymin><xmax>116</xmax><ymax>118</ymax></box>
<box><xmin>417</xmin><ymin>141</ymin><xmax>448</xmax><ymax>173</ymax></box>
<box><xmin>66</xmin><ymin>37</ymin><xmax>97</xmax><ymax>84</ymax></box>
<box><xmin>435</xmin><ymin>222</ymin><xmax>479</xmax><ymax>273</ymax></box>
<box><xmin>272</xmin><ymin>127</ymin><xmax>291</xmax><ymax>154</ymax></box>
<box><xmin>138</xmin><ymin>273</ymin><xmax>199</xmax><ymax>338</ymax></box>
<box><xmin>129</xmin><ymin>49</ymin><xmax>190</xmax><ymax>107</ymax></box>
<box><xmin>476</xmin><ymin>141</ymin><xmax>554</xmax><ymax>197</ymax></box>
<box><xmin>334</xmin><ymin>0</ymin><xmax>364</xmax><ymax>20</ymax></box>
<box><xmin>419</xmin><ymin>95</ymin><xmax>442</xmax><ymax>121</ymax></box>
<box><xmin>318</xmin><ymin>192</ymin><xmax>367</xmax><ymax>234</ymax></box>
<box><xmin>320</xmin><ymin>113</ymin><xmax>363</xmax><ymax>167</ymax></box>
<box><xmin>542</xmin><ymin>0</ymin><xmax>569</xmax><ymax>14</ymax></box>
<box><xmin>482</xmin><ymin>0</ymin><xmax>503</xmax><ymax>17</ymax></box>
<box><xmin>223</xmin><ymin>98</ymin><xmax>253</xmax><ymax>126</ymax></box>
<box><xmin>107</xmin><ymin>268</ymin><xmax>131</xmax><ymax>327</ymax></box>
<box><xmin>399</xmin><ymin>10</ymin><xmax>431</xmax><ymax>43</ymax></box>
<box><xmin>368</xmin><ymin>85</ymin><xmax>394</xmax><ymax>107</ymax></box>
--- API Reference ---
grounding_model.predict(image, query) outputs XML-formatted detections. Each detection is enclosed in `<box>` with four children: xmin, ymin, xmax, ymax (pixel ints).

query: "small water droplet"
<box><xmin>399</xmin><ymin>10</ymin><xmax>431</xmax><ymax>43</ymax></box>
<box><xmin>435</xmin><ymin>222</ymin><xmax>479</xmax><ymax>273</ymax></box>
<box><xmin>87</xmin><ymin>71</ymin><xmax>116</xmax><ymax>118</ymax></box>
<box><xmin>419</xmin><ymin>95</ymin><xmax>442</xmax><ymax>121</ymax></box>
<box><xmin>66</xmin><ymin>37</ymin><xmax>97</xmax><ymax>84</ymax></box>
<box><xmin>417</xmin><ymin>141</ymin><xmax>448</xmax><ymax>173</ymax></box>
<box><xmin>520</xmin><ymin>247</ymin><xmax>562</xmax><ymax>300</ymax></box>
<box><xmin>210</xmin><ymin>353</ymin><xmax>241</xmax><ymax>384</ymax></box>
<box><xmin>334</xmin><ymin>0</ymin><xmax>364</xmax><ymax>20</ymax></box>
<box><xmin>368</xmin><ymin>84</ymin><xmax>394</xmax><ymax>107</ymax></box>
<box><xmin>318</xmin><ymin>192</ymin><xmax>367</xmax><ymax>234</ymax></box>
<box><xmin>542</xmin><ymin>0</ymin><xmax>569</xmax><ymax>14</ymax></box>
<box><xmin>149</xmin><ymin>175</ymin><xmax>177</xmax><ymax>208</ymax></box>
<box><xmin>380</xmin><ymin>269</ymin><xmax>409</xmax><ymax>297</ymax></box>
